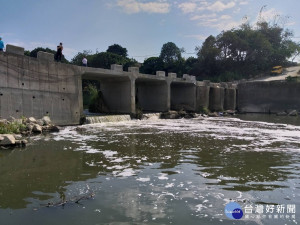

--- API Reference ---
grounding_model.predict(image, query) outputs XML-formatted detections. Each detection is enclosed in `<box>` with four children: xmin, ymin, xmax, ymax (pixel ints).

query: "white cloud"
<box><xmin>206</xmin><ymin>1</ymin><xmax>235</xmax><ymax>12</ymax></box>
<box><xmin>185</xmin><ymin>34</ymin><xmax>207</xmax><ymax>40</ymax></box>
<box><xmin>190</xmin><ymin>13</ymin><xmax>217</xmax><ymax>21</ymax></box>
<box><xmin>257</xmin><ymin>8</ymin><xmax>279</xmax><ymax>22</ymax></box>
<box><xmin>178</xmin><ymin>2</ymin><xmax>197</xmax><ymax>14</ymax></box>
<box><xmin>117</xmin><ymin>0</ymin><xmax>170</xmax><ymax>14</ymax></box>
<box><xmin>239</xmin><ymin>1</ymin><xmax>248</xmax><ymax>5</ymax></box>
<box><xmin>178</xmin><ymin>1</ymin><xmax>237</xmax><ymax>14</ymax></box>
<box><xmin>198</xmin><ymin>19</ymin><xmax>242</xmax><ymax>30</ymax></box>
<box><xmin>220</xmin><ymin>15</ymin><xmax>231</xmax><ymax>20</ymax></box>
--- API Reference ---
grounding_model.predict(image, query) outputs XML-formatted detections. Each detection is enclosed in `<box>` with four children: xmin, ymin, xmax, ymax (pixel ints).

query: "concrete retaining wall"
<box><xmin>238</xmin><ymin>81</ymin><xmax>300</xmax><ymax>113</ymax></box>
<box><xmin>0</xmin><ymin>50</ymin><xmax>82</xmax><ymax>125</ymax></box>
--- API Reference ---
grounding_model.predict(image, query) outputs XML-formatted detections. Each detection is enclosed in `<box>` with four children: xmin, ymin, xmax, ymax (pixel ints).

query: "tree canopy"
<box><xmin>71</xmin><ymin>44</ymin><xmax>138</xmax><ymax>71</ymax></box>
<box><xmin>25</xmin><ymin>18</ymin><xmax>299</xmax><ymax>83</ymax></box>
<box><xmin>193</xmin><ymin>20</ymin><xmax>299</xmax><ymax>81</ymax></box>
<box><xmin>106</xmin><ymin>44</ymin><xmax>128</xmax><ymax>57</ymax></box>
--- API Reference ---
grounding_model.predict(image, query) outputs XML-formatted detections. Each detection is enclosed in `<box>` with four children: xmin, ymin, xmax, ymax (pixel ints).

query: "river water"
<box><xmin>0</xmin><ymin>115</ymin><xmax>299</xmax><ymax>225</ymax></box>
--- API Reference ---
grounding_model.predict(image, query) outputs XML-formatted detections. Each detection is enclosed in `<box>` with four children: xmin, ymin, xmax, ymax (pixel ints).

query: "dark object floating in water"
<box><xmin>41</xmin><ymin>192</ymin><xmax>95</xmax><ymax>208</ymax></box>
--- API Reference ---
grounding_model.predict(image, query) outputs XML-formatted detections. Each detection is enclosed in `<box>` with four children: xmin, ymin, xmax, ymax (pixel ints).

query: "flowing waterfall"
<box><xmin>85</xmin><ymin>115</ymin><xmax>132</xmax><ymax>124</ymax></box>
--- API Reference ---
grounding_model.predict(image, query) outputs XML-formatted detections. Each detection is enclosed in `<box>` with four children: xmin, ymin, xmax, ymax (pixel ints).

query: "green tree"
<box><xmin>106</xmin><ymin>44</ymin><xmax>128</xmax><ymax>57</ymax></box>
<box><xmin>183</xmin><ymin>57</ymin><xmax>199</xmax><ymax>75</ymax></box>
<box><xmin>196</xmin><ymin>35</ymin><xmax>221</xmax><ymax>78</ymax></box>
<box><xmin>194</xmin><ymin>18</ymin><xmax>299</xmax><ymax>81</ymax></box>
<box><xmin>140</xmin><ymin>57</ymin><xmax>164</xmax><ymax>75</ymax></box>
<box><xmin>71</xmin><ymin>50</ymin><xmax>92</xmax><ymax>66</ymax></box>
<box><xmin>159</xmin><ymin>42</ymin><xmax>185</xmax><ymax>75</ymax></box>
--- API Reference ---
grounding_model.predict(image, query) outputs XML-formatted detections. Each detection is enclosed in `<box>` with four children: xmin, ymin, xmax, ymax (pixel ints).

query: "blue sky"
<box><xmin>1</xmin><ymin>0</ymin><xmax>299</xmax><ymax>62</ymax></box>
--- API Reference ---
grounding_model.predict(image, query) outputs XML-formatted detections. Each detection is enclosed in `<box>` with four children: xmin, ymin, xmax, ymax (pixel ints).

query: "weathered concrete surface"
<box><xmin>196</xmin><ymin>81</ymin><xmax>210</xmax><ymax>111</ymax></box>
<box><xmin>82</xmin><ymin>66</ymin><xmax>133</xmax><ymax>114</ymax></box>
<box><xmin>224</xmin><ymin>88</ymin><xmax>236</xmax><ymax>110</ymax></box>
<box><xmin>0</xmin><ymin>44</ymin><xmax>239</xmax><ymax>125</ymax></box>
<box><xmin>37</xmin><ymin>51</ymin><xmax>54</xmax><ymax>61</ymax></box>
<box><xmin>209</xmin><ymin>86</ymin><xmax>225</xmax><ymax>111</ymax></box>
<box><xmin>238</xmin><ymin>81</ymin><xmax>300</xmax><ymax>113</ymax></box>
<box><xmin>136</xmin><ymin>74</ymin><xmax>169</xmax><ymax>112</ymax></box>
<box><xmin>0</xmin><ymin>49</ymin><xmax>82</xmax><ymax>125</ymax></box>
<box><xmin>171</xmin><ymin>82</ymin><xmax>196</xmax><ymax>111</ymax></box>
<box><xmin>6</xmin><ymin>45</ymin><xmax>24</xmax><ymax>56</ymax></box>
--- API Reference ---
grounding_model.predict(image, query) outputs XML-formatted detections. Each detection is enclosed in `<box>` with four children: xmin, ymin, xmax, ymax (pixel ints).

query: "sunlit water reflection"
<box><xmin>0</xmin><ymin>115</ymin><xmax>300</xmax><ymax>224</ymax></box>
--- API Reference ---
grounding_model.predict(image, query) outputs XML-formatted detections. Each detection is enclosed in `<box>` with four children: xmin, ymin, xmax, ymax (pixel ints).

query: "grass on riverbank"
<box><xmin>0</xmin><ymin>121</ymin><xmax>26</xmax><ymax>134</ymax></box>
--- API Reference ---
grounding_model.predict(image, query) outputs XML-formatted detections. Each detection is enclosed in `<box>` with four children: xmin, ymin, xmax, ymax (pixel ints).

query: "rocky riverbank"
<box><xmin>0</xmin><ymin>116</ymin><xmax>60</xmax><ymax>148</ymax></box>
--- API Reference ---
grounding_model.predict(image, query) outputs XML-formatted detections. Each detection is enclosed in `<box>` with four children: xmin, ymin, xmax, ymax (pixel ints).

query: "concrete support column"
<box><xmin>130</xmin><ymin>78</ymin><xmax>136</xmax><ymax>114</ymax></box>
<box><xmin>209</xmin><ymin>86</ymin><xmax>225</xmax><ymax>111</ymax></box>
<box><xmin>196</xmin><ymin>83</ymin><xmax>210</xmax><ymax>111</ymax></box>
<box><xmin>224</xmin><ymin>88</ymin><xmax>236</xmax><ymax>110</ymax></box>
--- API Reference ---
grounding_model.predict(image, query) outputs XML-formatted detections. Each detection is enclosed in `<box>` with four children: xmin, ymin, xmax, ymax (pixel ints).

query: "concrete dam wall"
<box><xmin>0</xmin><ymin>45</ymin><xmax>238</xmax><ymax>125</ymax></box>
<box><xmin>0</xmin><ymin>45</ymin><xmax>82</xmax><ymax>125</ymax></box>
<box><xmin>238</xmin><ymin>81</ymin><xmax>300</xmax><ymax>113</ymax></box>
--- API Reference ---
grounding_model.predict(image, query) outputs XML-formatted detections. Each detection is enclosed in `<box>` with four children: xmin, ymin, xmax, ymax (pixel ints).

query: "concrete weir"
<box><xmin>0</xmin><ymin>44</ymin><xmax>239</xmax><ymax>125</ymax></box>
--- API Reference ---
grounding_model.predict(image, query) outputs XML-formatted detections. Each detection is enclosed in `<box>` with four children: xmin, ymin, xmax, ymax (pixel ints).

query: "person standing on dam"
<box><xmin>0</xmin><ymin>37</ymin><xmax>4</xmax><ymax>51</ymax></box>
<box><xmin>56</xmin><ymin>42</ymin><xmax>63</xmax><ymax>62</ymax></box>
<box><xmin>82</xmin><ymin>57</ymin><xmax>87</xmax><ymax>67</ymax></box>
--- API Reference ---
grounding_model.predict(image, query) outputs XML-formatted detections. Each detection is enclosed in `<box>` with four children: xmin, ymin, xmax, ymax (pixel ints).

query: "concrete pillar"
<box><xmin>196</xmin><ymin>84</ymin><xmax>210</xmax><ymax>111</ymax></box>
<box><xmin>224</xmin><ymin>88</ymin><xmax>236</xmax><ymax>110</ymax></box>
<box><xmin>156</xmin><ymin>71</ymin><xmax>166</xmax><ymax>77</ymax></box>
<box><xmin>168</xmin><ymin>73</ymin><xmax>177</xmax><ymax>78</ymax></box>
<box><xmin>128</xmin><ymin>67</ymin><xmax>139</xmax><ymax>74</ymax></box>
<box><xmin>209</xmin><ymin>86</ymin><xmax>224</xmax><ymax>111</ymax></box>
<box><xmin>6</xmin><ymin>45</ymin><xmax>24</xmax><ymax>55</ymax></box>
<box><xmin>111</xmin><ymin>64</ymin><xmax>123</xmax><ymax>72</ymax></box>
<box><xmin>130</xmin><ymin>78</ymin><xmax>136</xmax><ymax>114</ymax></box>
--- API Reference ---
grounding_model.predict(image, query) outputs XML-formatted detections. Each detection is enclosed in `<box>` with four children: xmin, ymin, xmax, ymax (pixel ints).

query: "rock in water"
<box><xmin>42</xmin><ymin>116</ymin><xmax>52</xmax><ymax>125</ymax></box>
<box><xmin>27</xmin><ymin>117</ymin><xmax>37</xmax><ymax>123</ymax></box>
<box><xmin>0</xmin><ymin>134</ymin><xmax>16</xmax><ymax>146</ymax></box>
<box><xmin>288</xmin><ymin>110</ymin><xmax>298</xmax><ymax>116</ymax></box>
<box><xmin>32</xmin><ymin>124</ymin><xmax>42</xmax><ymax>133</ymax></box>
<box><xmin>208</xmin><ymin>112</ymin><xmax>219</xmax><ymax>117</ymax></box>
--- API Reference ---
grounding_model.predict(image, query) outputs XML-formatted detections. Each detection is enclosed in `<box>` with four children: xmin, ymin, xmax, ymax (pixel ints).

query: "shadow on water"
<box><xmin>0</xmin><ymin>140</ymin><xmax>99</xmax><ymax>209</ymax></box>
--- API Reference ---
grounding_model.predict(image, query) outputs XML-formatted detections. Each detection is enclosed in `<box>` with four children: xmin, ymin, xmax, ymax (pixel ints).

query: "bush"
<box><xmin>0</xmin><ymin>121</ymin><xmax>26</xmax><ymax>134</ymax></box>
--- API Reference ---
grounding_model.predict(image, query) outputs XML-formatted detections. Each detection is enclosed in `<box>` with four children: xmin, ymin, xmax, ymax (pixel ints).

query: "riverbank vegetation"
<box><xmin>0</xmin><ymin>120</ymin><xmax>26</xmax><ymax>134</ymax></box>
